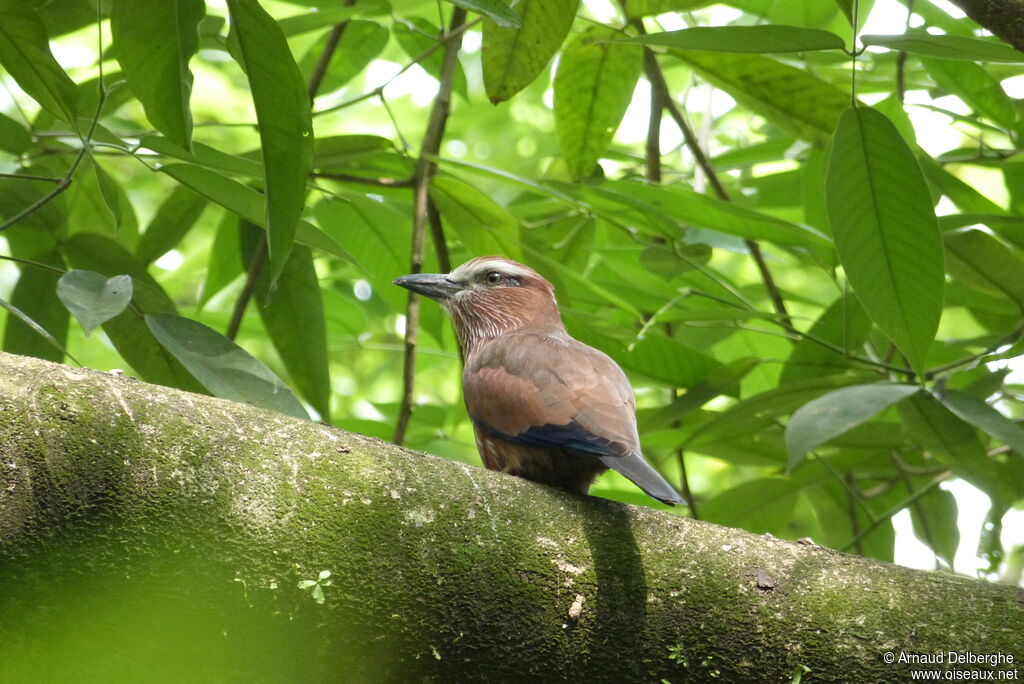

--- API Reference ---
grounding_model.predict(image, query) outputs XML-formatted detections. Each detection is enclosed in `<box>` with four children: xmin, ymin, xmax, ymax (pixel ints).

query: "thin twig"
<box><xmin>226</xmin><ymin>234</ymin><xmax>267</xmax><ymax>341</ymax></box>
<box><xmin>307</xmin><ymin>0</ymin><xmax>357</xmax><ymax>103</ymax></box>
<box><xmin>313</xmin><ymin>16</ymin><xmax>480</xmax><ymax>119</ymax></box>
<box><xmin>642</xmin><ymin>49</ymin><xmax>664</xmax><ymax>183</ymax></box>
<box><xmin>427</xmin><ymin>197</ymin><xmax>451</xmax><ymax>273</ymax></box>
<box><xmin>643</xmin><ymin>43</ymin><xmax>791</xmax><ymax>327</ymax></box>
<box><xmin>842</xmin><ymin>471</ymin><xmax>951</xmax><ymax>552</ymax></box>
<box><xmin>0</xmin><ymin>174</ymin><xmax>63</xmax><ymax>183</ymax></box>
<box><xmin>393</xmin><ymin>7</ymin><xmax>467</xmax><ymax>446</ymax></box>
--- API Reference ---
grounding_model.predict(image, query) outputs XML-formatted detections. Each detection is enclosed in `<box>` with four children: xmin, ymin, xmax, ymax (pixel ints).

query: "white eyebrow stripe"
<box><xmin>451</xmin><ymin>259</ymin><xmax>535</xmax><ymax>281</ymax></box>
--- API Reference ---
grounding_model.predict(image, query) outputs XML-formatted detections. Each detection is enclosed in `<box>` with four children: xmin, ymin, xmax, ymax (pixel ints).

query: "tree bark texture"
<box><xmin>943</xmin><ymin>0</ymin><xmax>1024</xmax><ymax>52</ymax></box>
<box><xmin>1</xmin><ymin>352</ymin><xmax>1021</xmax><ymax>682</ymax></box>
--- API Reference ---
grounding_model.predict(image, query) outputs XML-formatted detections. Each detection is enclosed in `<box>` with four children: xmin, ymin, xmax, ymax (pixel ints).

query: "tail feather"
<box><xmin>600</xmin><ymin>452</ymin><xmax>684</xmax><ymax>506</ymax></box>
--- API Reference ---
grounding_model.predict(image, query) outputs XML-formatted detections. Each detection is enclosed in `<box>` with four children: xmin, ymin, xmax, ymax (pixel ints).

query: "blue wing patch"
<box><xmin>472</xmin><ymin>418</ymin><xmax>628</xmax><ymax>458</ymax></box>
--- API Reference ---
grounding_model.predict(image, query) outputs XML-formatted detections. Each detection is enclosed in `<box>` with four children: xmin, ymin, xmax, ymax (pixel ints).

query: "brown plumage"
<box><xmin>394</xmin><ymin>256</ymin><xmax>683</xmax><ymax>505</ymax></box>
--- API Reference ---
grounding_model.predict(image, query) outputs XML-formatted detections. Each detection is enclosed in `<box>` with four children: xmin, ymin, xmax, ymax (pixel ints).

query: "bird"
<box><xmin>394</xmin><ymin>256</ymin><xmax>684</xmax><ymax>506</ymax></box>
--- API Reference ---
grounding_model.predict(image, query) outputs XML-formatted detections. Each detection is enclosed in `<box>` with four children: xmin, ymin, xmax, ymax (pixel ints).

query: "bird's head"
<box><xmin>394</xmin><ymin>256</ymin><xmax>563</xmax><ymax>354</ymax></box>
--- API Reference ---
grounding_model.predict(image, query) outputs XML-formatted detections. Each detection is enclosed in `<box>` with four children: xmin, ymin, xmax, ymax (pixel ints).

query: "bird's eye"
<box><xmin>485</xmin><ymin>272</ymin><xmax>503</xmax><ymax>285</ymax></box>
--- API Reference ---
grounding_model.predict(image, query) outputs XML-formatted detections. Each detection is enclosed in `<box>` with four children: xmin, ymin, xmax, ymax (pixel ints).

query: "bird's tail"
<box><xmin>600</xmin><ymin>452</ymin><xmax>685</xmax><ymax>506</ymax></box>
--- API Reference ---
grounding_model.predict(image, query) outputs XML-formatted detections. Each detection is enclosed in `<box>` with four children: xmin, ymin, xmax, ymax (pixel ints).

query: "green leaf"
<box><xmin>668</xmin><ymin>50</ymin><xmax>847</xmax><ymax>144</ymax></box>
<box><xmin>0</xmin><ymin>9</ymin><xmax>79</xmax><ymax>125</ymax></box>
<box><xmin>909</xmin><ymin>487</ymin><xmax>959</xmax><ymax>567</ymax></box>
<box><xmin>589</xmin><ymin>180</ymin><xmax>832</xmax><ymax>249</ymax></box>
<box><xmin>60</xmin><ymin>233</ymin><xmax>205</xmax><ymax>393</ymax></box>
<box><xmin>623</xmin><ymin>0</ymin><xmax>714</xmax><ymax>17</ymax></box>
<box><xmin>920</xmin><ymin>57</ymin><xmax>1015</xmax><ymax>130</ymax></box>
<box><xmin>623</xmin><ymin>26</ymin><xmax>845</xmax><ymax>53</ymax></box>
<box><xmin>300</xmin><ymin>20</ymin><xmax>388</xmax><ymax>97</ymax></box>
<box><xmin>448</xmin><ymin>0</ymin><xmax>521</xmax><ymax>27</ymax></box>
<box><xmin>160</xmin><ymin>164</ymin><xmax>357</xmax><ymax>266</ymax></box>
<box><xmin>482</xmin><ymin>0</ymin><xmax>579</xmax><ymax>103</ymax></box>
<box><xmin>240</xmin><ymin>223</ymin><xmax>331</xmax><ymax>420</ymax></box>
<box><xmin>0</xmin><ymin>295</ymin><xmax>70</xmax><ymax>361</ymax></box>
<box><xmin>781</xmin><ymin>293</ymin><xmax>873</xmax><ymax>383</ymax></box>
<box><xmin>939</xmin><ymin>389</ymin><xmax>1024</xmax><ymax>455</ymax></box>
<box><xmin>140</xmin><ymin>134</ymin><xmax>264</xmax><ymax>178</ymax></box>
<box><xmin>785</xmin><ymin>383</ymin><xmax>919</xmax><ymax>469</ymax></box>
<box><xmin>0</xmin><ymin>111</ymin><xmax>31</xmax><ymax>155</ymax></box>
<box><xmin>569</xmin><ymin>324</ymin><xmax>724</xmax><ymax>389</ymax></box>
<box><xmin>111</xmin><ymin>0</ymin><xmax>204</xmax><ymax>149</ymax></box>
<box><xmin>56</xmin><ymin>270</ymin><xmax>133</xmax><ymax>338</ymax></box>
<box><xmin>276</xmin><ymin>3</ymin><xmax>389</xmax><ymax>36</ymax></box>
<box><xmin>136</xmin><ymin>185</ymin><xmax>208</xmax><ymax>265</ymax></box>
<box><xmin>700</xmin><ymin>477</ymin><xmax>799</xmax><ymax>536</ymax></box>
<box><xmin>944</xmin><ymin>229</ymin><xmax>1024</xmax><ymax>308</ymax></box>
<box><xmin>429</xmin><ymin>174</ymin><xmax>521</xmax><ymax>259</ymax></box>
<box><xmin>2</xmin><ymin>250</ymin><xmax>68</xmax><ymax>362</ymax></box>
<box><xmin>899</xmin><ymin>394</ymin><xmax>1015</xmax><ymax>507</ymax></box>
<box><xmin>146</xmin><ymin>312</ymin><xmax>309</xmax><ymax>420</ymax></box>
<box><xmin>861</xmin><ymin>33</ymin><xmax>1024</xmax><ymax>63</ymax></box>
<box><xmin>92</xmin><ymin>159</ymin><xmax>123</xmax><ymax>230</ymax></box>
<box><xmin>200</xmin><ymin>212</ymin><xmax>244</xmax><ymax>308</ymax></box>
<box><xmin>554</xmin><ymin>27</ymin><xmax>641</xmax><ymax>180</ymax></box>
<box><xmin>227</xmin><ymin>0</ymin><xmax>314</xmax><ymax>284</ymax></box>
<box><xmin>826</xmin><ymin>107</ymin><xmax>943</xmax><ymax>374</ymax></box>
<box><xmin>393</xmin><ymin>17</ymin><xmax>468</xmax><ymax>101</ymax></box>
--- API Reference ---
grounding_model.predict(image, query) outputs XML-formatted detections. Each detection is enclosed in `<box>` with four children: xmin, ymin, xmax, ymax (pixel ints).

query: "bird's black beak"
<box><xmin>393</xmin><ymin>273</ymin><xmax>463</xmax><ymax>301</ymax></box>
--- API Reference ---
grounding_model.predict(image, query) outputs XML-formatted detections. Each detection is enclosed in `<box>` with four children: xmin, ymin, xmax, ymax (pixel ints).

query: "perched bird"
<box><xmin>394</xmin><ymin>256</ymin><xmax>683</xmax><ymax>506</ymax></box>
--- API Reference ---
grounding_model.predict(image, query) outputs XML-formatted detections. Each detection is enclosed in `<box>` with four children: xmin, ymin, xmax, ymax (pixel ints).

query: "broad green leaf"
<box><xmin>919</xmin><ymin>155</ymin><xmax>1005</xmax><ymax>216</ymax></box>
<box><xmin>944</xmin><ymin>229</ymin><xmax>1024</xmax><ymax>308</ymax></box>
<box><xmin>920</xmin><ymin>57</ymin><xmax>1015</xmax><ymax>130</ymax></box>
<box><xmin>590</xmin><ymin>180</ymin><xmax>832</xmax><ymax>250</ymax></box>
<box><xmin>277</xmin><ymin>3</ymin><xmax>389</xmax><ymax>36</ymax></box>
<box><xmin>781</xmin><ymin>293</ymin><xmax>873</xmax><ymax>383</ymax></box>
<box><xmin>668</xmin><ymin>50</ymin><xmax>847</xmax><ymax>144</ymax></box>
<box><xmin>57</xmin><ymin>270</ymin><xmax>133</xmax><ymax>338</ymax></box>
<box><xmin>899</xmin><ymin>394</ymin><xmax>1015</xmax><ymax>506</ymax></box>
<box><xmin>0</xmin><ymin>9</ymin><xmax>78</xmax><ymax>125</ymax></box>
<box><xmin>939</xmin><ymin>389</ymin><xmax>1024</xmax><ymax>455</ymax></box>
<box><xmin>861</xmin><ymin>33</ymin><xmax>1024</xmax><ymax>63</ymax></box>
<box><xmin>2</xmin><ymin>250</ymin><xmax>69</xmax><ymax>362</ymax></box>
<box><xmin>555</xmin><ymin>27</ymin><xmax>641</xmax><ymax>180</ymax></box>
<box><xmin>623</xmin><ymin>26</ymin><xmax>845</xmax><ymax>53</ymax></box>
<box><xmin>140</xmin><ymin>134</ymin><xmax>264</xmax><ymax>178</ymax></box>
<box><xmin>61</xmin><ymin>233</ymin><xmax>205</xmax><ymax>393</ymax></box>
<box><xmin>160</xmin><ymin>163</ymin><xmax>357</xmax><ymax>267</ymax></box>
<box><xmin>313</xmin><ymin>197</ymin><xmax>408</xmax><ymax>309</ymax></box>
<box><xmin>826</xmin><ymin>107</ymin><xmax>943</xmax><ymax>374</ymax></box>
<box><xmin>785</xmin><ymin>383</ymin><xmax>919</xmax><ymax>469</ymax></box>
<box><xmin>909</xmin><ymin>487</ymin><xmax>959</xmax><ymax>568</ymax></box>
<box><xmin>569</xmin><ymin>324</ymin><xmax>724</xmax><ymax>389</ymax></box>
<box><xmin>429</xmin><ymin>174</ymin><xmax>521</xmax><ymax>259</ymax></box>
<box><xmin>393</xmin><ymin>17</ymin><xmax>468</xmax><ymax>101</ymax></box>
<box><xmin>623</xmin><ymin>0</ymin><xmax>713</xmax><ymax>17</ymax></box>
<box><xmin>92</xmin><ymin>160</ymin><xmax>123</xmax><ymax>230</ymax></box>
<box><xmin>0</xmin><ymin>295</ymin><xmax>69</xmax><ymax>361</ymax></box>
<box><xmin>700</xmin><ymin>477</ymin><xmax>799</xmax><ymax>535</ymax></box>
<box><xmin>200</xmin><ymin>212</ymin><xmax>244</xmax><ymax>308</ymax></box>
<box><xmin>136</xmin><ymin>185</ymin><xmax>208</xmax><ymax>265</ymax></box>
<box><xmin>227</xmin><ymin>0</ymin><xmax>314</xmax><ymax>284</ymax></box>
<box><xmin>111</xmin><ymin>0</ymin><xmax>204</xmax><ymax>149</ymax></box>
<box><xmin>240</xmin><ymin>223</ymin><xmax>331</xmax><ymax>420</ymax></box>
<box><xmin>448</xmin><ymin>0</ymin><xmax>521</xmax><ymax>27</ymax></box>
<box><xmin>482</xmin><ymin>0</ymin><xmax>578</xmax><ymax>103</ymax></box>
<box><xmin>300</xmin><ymin>20</ymin><xmax>388</xmax><ymax>97</ymax></box>
<box><xmin>0</xmin><ymin>111</ymin><xmax>31</xmax><ymax>155</ymax></box>
<box><xmin>146</xmin><ymin>312</ymin><xmax>309</xmax><ymax>420</ymax></box>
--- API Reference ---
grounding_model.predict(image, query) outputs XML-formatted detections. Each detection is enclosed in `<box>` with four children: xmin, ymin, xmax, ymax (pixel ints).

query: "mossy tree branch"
<box><xmin>1</xmin><ymin>351</ymin><xmax>1021</xmax><ymax>681</ymax></box>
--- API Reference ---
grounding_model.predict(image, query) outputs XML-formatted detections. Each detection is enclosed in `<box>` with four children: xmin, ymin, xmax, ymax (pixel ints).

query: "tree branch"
<box><xmin>942</xmin><ymin>0</ymin><xmax>1024</xmax><ymax>52</ymax></box>
<box><xmin>393</xmin><ymin>8</ymin><xmax>467</xmax><ymax>445</ymax></box>
<box><xmin>306</xmin><ymin>0</ymin><xmax>358</xmax><ymax>103</ymax></box>
<box><xmin>1</xmin><ymin>350</ymin><xmax>1021</xmax><ymax>682</ymax></box>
